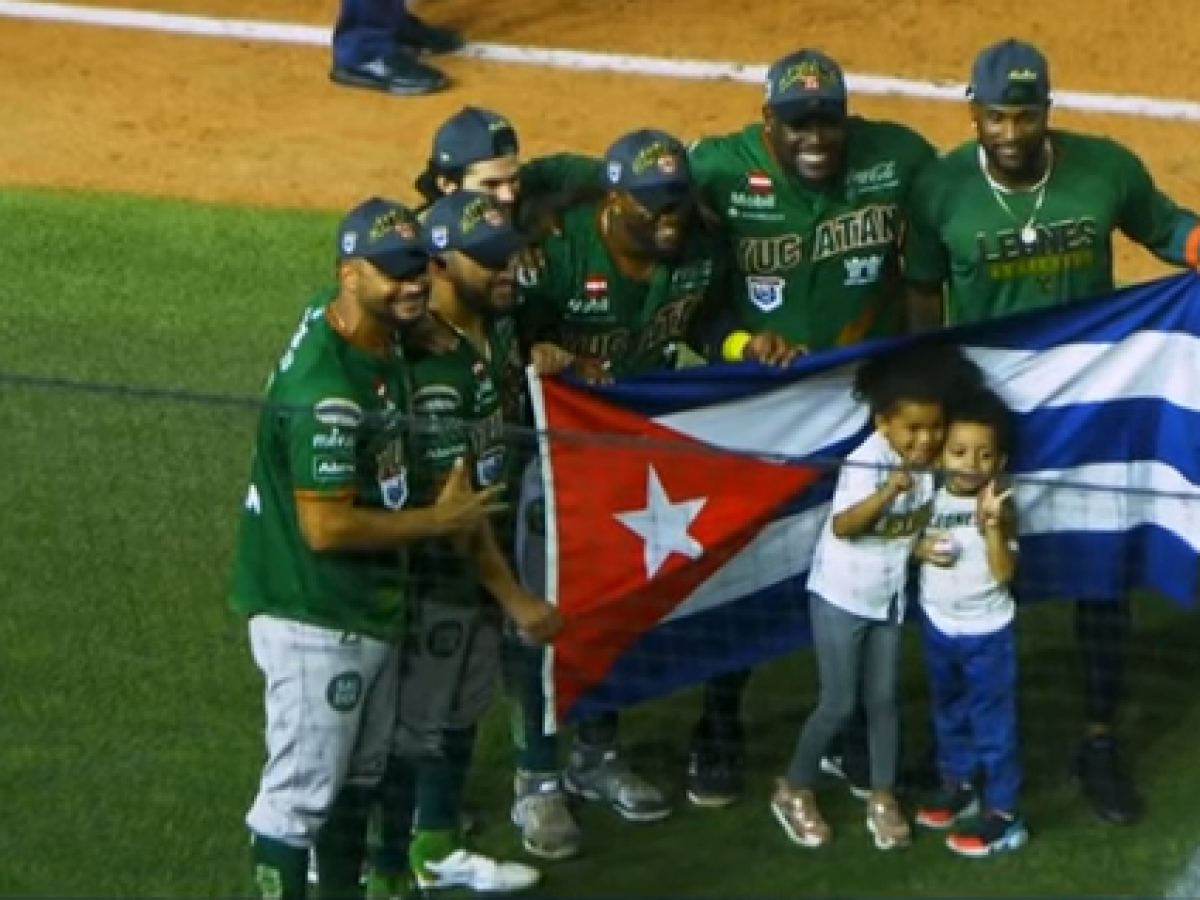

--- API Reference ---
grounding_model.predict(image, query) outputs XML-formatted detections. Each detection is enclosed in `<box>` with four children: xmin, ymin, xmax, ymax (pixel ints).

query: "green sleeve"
<box><xmin>283</xmin><ymin>389</ymin><xmax>363</xmax><ymax>495</ymax></box>
<box><xmin>901</xmin><ymin>161</ymin><xmax>950</xmax><ymax>287</ymax></box>
<box><xmin>520</xmin><ymin>153</ymin><xmax>602</xmax><ymax>197</ymax></box>
<box><xmin>1114</xmin><ymin>143</ymin><xmax>1180</xmax><ymax>250</ymax></box>
<box><xmin>686</xmin><ymin>137</ymin><xmax>725</xmax><ymax>206</ymax></box>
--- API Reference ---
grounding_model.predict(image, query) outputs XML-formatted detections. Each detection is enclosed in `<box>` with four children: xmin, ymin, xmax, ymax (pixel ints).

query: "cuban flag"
<box><xmin>526</xmin><ymin>273</ymin><xmax>1200</xmax><ymax>727</ymax></box>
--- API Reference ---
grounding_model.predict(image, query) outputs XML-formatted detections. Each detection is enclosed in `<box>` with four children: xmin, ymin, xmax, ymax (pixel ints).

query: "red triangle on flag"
<box><xmin>535</xmin><ymin>376</ymin><xmax>823</xmax><ymax>721</ymax></box>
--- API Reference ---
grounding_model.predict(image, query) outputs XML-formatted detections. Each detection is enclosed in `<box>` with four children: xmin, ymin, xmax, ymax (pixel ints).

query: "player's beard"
<box><xmin>452</xmin><ymin>274</ymin><xmax>509</xmax><ymax>321</ymax></box>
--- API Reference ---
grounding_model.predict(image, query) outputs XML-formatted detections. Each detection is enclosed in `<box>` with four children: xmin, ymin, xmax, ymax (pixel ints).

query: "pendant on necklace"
<box><xmin>1020</xmin><ymin>225</ymin><xmax>1038</xmax><ymax>246</ymax></box>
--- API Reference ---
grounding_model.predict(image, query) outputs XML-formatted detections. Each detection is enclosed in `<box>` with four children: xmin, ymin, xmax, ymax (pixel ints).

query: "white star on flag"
<box><xmin>614</xmin><ymin>465</ymin><xmax>708</xmax><ymax>579</ymax></box>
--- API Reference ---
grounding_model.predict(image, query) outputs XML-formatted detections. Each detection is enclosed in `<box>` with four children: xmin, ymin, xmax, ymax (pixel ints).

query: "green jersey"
<box><xmin>904</xmin><ymin>130</ymin><xmax>1182</xmax><ymax>324</ymax></box>
<box><xmin>515</xmin><ymin>201</ymin><xmax>729</xmax><ymax>377</ymax></box>
<box><xmin>230</xmin><ymin>299</ymin><xmax>411</xmax><ymax>641</ymax></box>
<box><xmin>689</xmin><ymin>119</ymin><xmax>936</xmax><ymax>350</ymax></box>
<box><xmin>406</xmin><ymin>313</ymin><xmax>522</xmax><ymax>605</ymax></box>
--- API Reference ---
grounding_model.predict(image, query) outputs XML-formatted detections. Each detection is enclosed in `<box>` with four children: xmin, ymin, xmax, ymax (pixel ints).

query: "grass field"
<box><xmin>6</xmin><ymin>186</ymin><xmax>1200</xmax><ymax>897</ymax></box>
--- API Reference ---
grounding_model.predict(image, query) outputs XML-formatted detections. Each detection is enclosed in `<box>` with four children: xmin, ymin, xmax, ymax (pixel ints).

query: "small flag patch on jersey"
<box><xmin>747</xmin><ymin>171</ymin><xmax>773</xmax><ymax>193</ymax></box>
<box><xmin>585</xmin><ymin>275</ymin><xmax>608</xmax><ymax>298</ymax></box>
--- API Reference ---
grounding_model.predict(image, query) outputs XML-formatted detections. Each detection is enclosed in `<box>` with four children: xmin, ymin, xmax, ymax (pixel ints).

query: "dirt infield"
<box><xmin>2</xmin><ymin>0</ymin><xmax>1199</xmax><ymax>285</ymax></box>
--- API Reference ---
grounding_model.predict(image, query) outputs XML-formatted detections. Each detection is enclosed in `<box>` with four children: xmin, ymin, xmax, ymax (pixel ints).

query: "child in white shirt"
<box><xmin>913</xmin><ymin>388</ymin><xmax>1027</xmax><ymax>857</ymax></box>
<box><xmin>771</xmin><ymin>344</ymin><xmax>984</xmax><ymax>852</ymax></box>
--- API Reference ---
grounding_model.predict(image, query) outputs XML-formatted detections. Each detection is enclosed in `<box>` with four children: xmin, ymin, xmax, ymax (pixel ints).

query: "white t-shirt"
<box><xmin>919</xmin><ymin>488</ymin><xmax>1017</xmax><ymax>636</ymax></box>
<box><xmin>807</xmin><ymin>431</ymin><xmax>934</xmax><ymax>622</ymax></box>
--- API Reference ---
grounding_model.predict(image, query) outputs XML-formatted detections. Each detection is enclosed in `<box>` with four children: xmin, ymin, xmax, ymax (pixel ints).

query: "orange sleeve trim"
<box><xmin>294</xmin><ymin>489</ymin><xmax>355</xmax><ymax>503</ymax></box>
<box><xmin>1185</xmin><ymin>224</ymin><xmax>1200</xmax><ymax>268</ymax></box>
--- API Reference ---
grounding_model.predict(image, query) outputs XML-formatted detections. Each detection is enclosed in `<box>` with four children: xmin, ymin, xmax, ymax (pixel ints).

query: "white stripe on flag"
<box><xmin>656</xmin><ymin>332</ymin><xmax>1200</xmax><ymax>460</ymax></box>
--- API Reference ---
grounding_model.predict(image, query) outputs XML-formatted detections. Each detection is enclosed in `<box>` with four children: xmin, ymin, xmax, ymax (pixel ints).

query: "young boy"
<box><xmin>913</xmin><ymin>388</ymin><xmax>1028</xmax><ymax>857</ymax></box>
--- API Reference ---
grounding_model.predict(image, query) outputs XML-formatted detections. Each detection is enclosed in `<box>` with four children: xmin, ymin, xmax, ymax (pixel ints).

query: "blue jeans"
<box><xmin>332</xmin><ymin>0</ymin><xmax>406</xmax><ymax>67</ymax></box>
<box><xmin>922</xmin><ymin>618</ymin><xmax>1021</xmax><ymax>813</ymax></box>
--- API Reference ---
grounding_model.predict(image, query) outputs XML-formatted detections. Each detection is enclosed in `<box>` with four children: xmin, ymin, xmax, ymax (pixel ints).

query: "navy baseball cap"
<box><xmin>765</xmin><ymin>49</ymin><xmax>848</xmax><ymax>120</ymax></box>
<box><xmin>337</xmin><ymin>197</ymin><xmax>427</xmax><ymax>279</ymax></box>
<box><xmin>424</xmin><ymin>190</ymin><xmax>528</xmax><ymax>270</ymax></box>
<box><xmin>968</xmin><ymin>39</ymin><xmax>1051</xmax><ymax>106</ymax></box>
<box><xmin>432</xmin><ymin>107</ymin><xmax>520</xmax><ymax>169</ymax></box>
<box><xmin>601</xmin><ymin>128</ymin><xmax>691</xmax><ymax>213</ymax></box>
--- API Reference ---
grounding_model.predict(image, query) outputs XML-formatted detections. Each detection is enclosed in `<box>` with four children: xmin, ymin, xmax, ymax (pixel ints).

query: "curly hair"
<box><xmin>853</xmin><ymin>341</ymin><xmax>985</xmax><ymax>418</ymax></box>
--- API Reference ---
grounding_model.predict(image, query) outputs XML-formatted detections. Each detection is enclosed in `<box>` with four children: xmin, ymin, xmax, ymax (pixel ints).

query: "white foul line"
<box><xmin>4</xmin><ymin>0</ymin><xmax>1200</xmax><ymax>122</ymax></box>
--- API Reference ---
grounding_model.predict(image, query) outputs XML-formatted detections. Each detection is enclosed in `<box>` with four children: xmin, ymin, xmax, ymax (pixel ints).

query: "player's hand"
<box><xmin>515</xmin><ymin>244</ymin><xmax>548</xmax><ymax>277</ymax></box>
<box><xmin>570</xmin><ymin>355</ymin><xmax>613</xmax><ymax>386</ymax></box>
<box><xmin>744</xmin><ymin>331</ymin><xmax>806</xmax><ymax>367</ymax></box>
<box><xmin>885</xmin><ymin>468</ymin><xmax>913</xmax><ymax>495</ymax></box>
<box><xmin>977</xmin><ymin>480</ymin><xmax>1013</xmax><ymax>530</ymax></box>
<box><xmin>433</xmin><ymin>458</ymin><xmax>508</xmax><ymax>536</ymax></box>
<box><xmin>507</xmin><ymin>593</ymin><xmax>563</xmax><ymax>645</ymax></box>
<box><xmin>915</xmin><ymin>533</ymin><xmax>956</xmax><ymax>567</ymax></box>
<box><xmin>530</xmin><ymin>341</ymin><xmax>576</xmax><ymax>376</ymax></box>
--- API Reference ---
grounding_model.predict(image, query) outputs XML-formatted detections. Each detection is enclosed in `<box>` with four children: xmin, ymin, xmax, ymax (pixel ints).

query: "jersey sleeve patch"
<box><xmin>313</xmin><ymin>397</ymin><xmax>365</xmax><ymax>428</ymax></box>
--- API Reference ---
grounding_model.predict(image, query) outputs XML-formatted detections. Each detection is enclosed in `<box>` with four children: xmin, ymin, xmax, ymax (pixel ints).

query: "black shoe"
<box><xmin>330</xmin><ymin>53</ymin><xmax>449</xmax><ymax>96</ymax></box>
<box><xmin>396</xmin><ymin>13</ymin><xmax>465</xmax><ymax>55</ymax></box>
<box><xmin>1075</xmin><ymin>736</ymin><xmax>1143</xmax><ymax>825</ymax></box>
<box><xmin>686</xmin><ymin>741</ymin><xmax>744</xmax><ymax>808</ymax></box>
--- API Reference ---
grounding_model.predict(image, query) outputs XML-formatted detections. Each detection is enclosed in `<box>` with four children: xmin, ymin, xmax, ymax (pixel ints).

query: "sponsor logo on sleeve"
<box><xmin>313</xmin><ymin>397</ymin><xmax>364</xmax><ymax>428</ymax></box>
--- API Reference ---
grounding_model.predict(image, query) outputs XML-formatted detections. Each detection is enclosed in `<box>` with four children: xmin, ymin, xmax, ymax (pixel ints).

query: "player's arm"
<box><xmin>982</xmin><ymin>500</ymin><xmax>1018</xmax><ymax>586</ymax></box>
<box><xmin>1112</xmin><ymin>145</ymin><xmax>1200</xmax><ymax>269</ymax></box>
<box><xmin>290</xmin><ymin>398</ymin><xmax>491</xmax><ymax>551</ymax></box>
<box><xmin>900</xmin><ymin>161</ymin><xmax>949</xmax><ymax>333</ymax></box>
<box><xmin>471</xmin><ymin>518</ymin><xmax>561</xmax><ymax>643</ymax></box>
<box><xmin>517</xmin><ymin>153</ymin><xmax>605</xmax><ymax>239</ymax></box>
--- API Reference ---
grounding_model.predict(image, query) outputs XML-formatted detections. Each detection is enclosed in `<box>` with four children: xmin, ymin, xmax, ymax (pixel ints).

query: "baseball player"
<box><xmin>366</xmin><ymin>191</ymin><xmax>562</xmax><ymax>897</ymax></box>
<box><xmin>507</xmin><ymin>127</ymin><xmax>731</xmax><ymax>861</ymax></box>
<box><xmin>413</xmin><ymin>106</ymin><xmax>602</xmax><ymax>231</ymax></box>
<box><xmin>903</xmin><ymin>38</ymin><xmax>1200</xmax><ymax>827</ymax></box>
<box><xmin>683</xmin><ymin>47</ymin><xmax>938</xmax><ymax>808</ymax></box>
<box><xmin>231</xmin><ymin>197</ymin><xmax>509</xmax><ymax>900</ymax></box>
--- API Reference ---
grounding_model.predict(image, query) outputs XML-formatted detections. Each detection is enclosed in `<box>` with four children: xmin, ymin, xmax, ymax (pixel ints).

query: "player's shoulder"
<box><xmin>1053</xmin><ymin>129</ymin><xmax>1140</xmax><ymax>169</ymax></box>
<box><xmin>849</xmin><ymin>117</ymin><xmax>936</xmax><ymax>158</ymax></box>
<box><xmin>912</xmin><ymin>139</ymin><xmax>977</xmax><ymax>186</ymax></box>
<box><xmin>687</xmin><ymin>123</ymin><xmax>762</xmax><ymax>166</ymax></box>
<box><xmin>269</xmin><ymin>309</ymin><xmax>365</xmax><ymax>409</ymax></box>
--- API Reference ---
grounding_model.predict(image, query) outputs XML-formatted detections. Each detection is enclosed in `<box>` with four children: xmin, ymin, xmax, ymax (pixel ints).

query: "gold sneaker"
<box><xmin>866</xmin><ymin>792</ymin><xmax>911</xmax><ymax>850</ymax></box>
<box><xmin>770</xmin><ymin>779</ymin><xmax>831</xmax><ymax>848</ymax></box>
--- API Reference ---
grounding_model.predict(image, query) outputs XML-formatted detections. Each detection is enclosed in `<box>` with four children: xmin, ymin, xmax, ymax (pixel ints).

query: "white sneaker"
<box><xmin>417</xmin><ymin>849</ymin><xmax>540</xmax><ymax>893</ymax></box>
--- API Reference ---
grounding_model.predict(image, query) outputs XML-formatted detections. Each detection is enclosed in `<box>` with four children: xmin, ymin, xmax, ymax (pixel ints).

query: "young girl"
<box><xmin>771</xmin><ymin>344</ymin><xmax>982</xmax><ymax>851</ymax></box>
<box><xmin>913</xmin><ymin>388</ymin><xmax>1028</xmax><ymax>857</ymax></box>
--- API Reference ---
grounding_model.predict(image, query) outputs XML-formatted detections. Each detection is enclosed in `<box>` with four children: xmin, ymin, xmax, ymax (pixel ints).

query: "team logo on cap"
<box><xmin>778</xmin><ymin>60</ymin><xmax>837</xmax><ymax>94</ymax></box>
<box><xmin>657</xmin><ymin>153</ymin><xmax>679</xmax><ymax>174</ymax></box>
<box><xmin>394</xmin><ymin>219</ymin><xmax>417</xmax><ymax>241</ymax></box>
<box><xmin>341</xmin><ymin>232</ymin><xmax>357</xmax><ymax>253</ymax></box>
<box><xmin>632</xmin><ymin>142</ymin><xmax>675</xmax><ymax>175</ymax></box>
<box><xmin>431</xmin><ymin>226</ymin><xmax>449</xmax><ymax>249</ymax></box>
<box><xmin>607</xmin><ymin>161</ymin><xmax>622</xmax><ymax>184</ymax></box>
<box><xmin>1008</xmin><ymin>68</ymin><xmax>1039</xmax><ymax>81</ymax></box>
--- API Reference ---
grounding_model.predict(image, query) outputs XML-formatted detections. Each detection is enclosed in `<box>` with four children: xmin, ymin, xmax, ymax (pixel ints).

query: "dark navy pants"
<box><xmin>332</xmin><ymin>0</ymin><xmax>406</xmax><ymax>68</ymax></box>
<box><xmin>922</xmin><ymin>618</ymin><xmax>1021</xmax><ymax>813</ymax></box>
